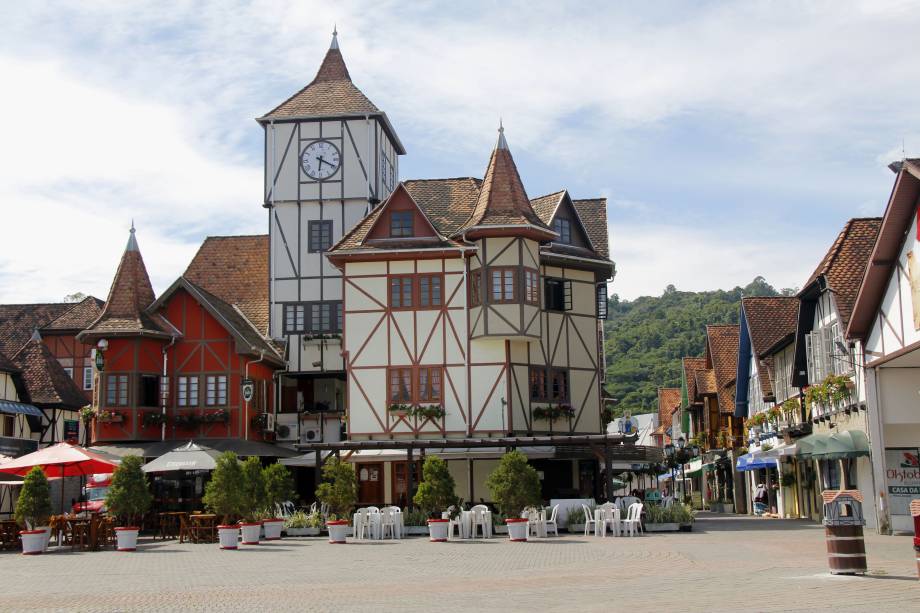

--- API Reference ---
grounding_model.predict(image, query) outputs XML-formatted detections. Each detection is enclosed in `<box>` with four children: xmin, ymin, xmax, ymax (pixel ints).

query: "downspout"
<box><xmin>161</xmin><ymin>335</ymin><xmax>177</xmax><ymax>441</ymax></box>
<box><xmin>365</xmin><ymin>114</ymin><xmax>372</xmax><ymax>214</ymax></box>
<box><xmin>461</xmin><ymin>232</ymin><xmax>472</xmax><ymax>436</ymax></box>
<box><xmin>245</xmin><ymin>350</ymin><xmax>266</xmax><ymax>441</ymax></box>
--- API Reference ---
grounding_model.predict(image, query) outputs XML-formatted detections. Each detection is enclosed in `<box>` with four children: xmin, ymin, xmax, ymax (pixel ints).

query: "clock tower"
<box><xmin>258</xmin><ymin>29</ymin><xmax>405</xmax><ymax>426</ymax></box>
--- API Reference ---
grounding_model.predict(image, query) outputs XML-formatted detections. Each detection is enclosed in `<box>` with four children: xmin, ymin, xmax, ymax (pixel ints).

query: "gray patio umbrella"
<box><xmin>141</xmin><ymin>441</ymin><xmax>221</xmax><ymax>473</ymax></box>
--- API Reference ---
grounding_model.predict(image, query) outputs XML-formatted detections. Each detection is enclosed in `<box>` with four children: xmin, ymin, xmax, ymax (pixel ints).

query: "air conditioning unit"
<box><xmin>276</xmin><ymin>424</ymin><xmax>293</xmax><ymax>440</ymax></box>
<box><xmin>301</xmin><ymin>428</ymin><xmax>321</xmax><ymax>443</ymax></box>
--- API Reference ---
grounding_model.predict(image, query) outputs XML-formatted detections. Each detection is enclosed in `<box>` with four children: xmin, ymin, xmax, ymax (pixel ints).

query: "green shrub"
<box><xmin>263</xmin><ymin>463</ymin><xmax>295</xmax><ymax>516</ymax></box>
<box><xmin>315</xmin><ymin>457</ymin><xmax>357</xmax><ymax>521</ymax></box>
<box><xmin>402</xmin><ymin>507</ymin><xmax>429</xmax><ymax>527</ymax></box>
<box><xmin>203</xmin><ymin>451</ymin><xmax>245</xmax><ymax>523</ymax></box>
<box><xmin>485</xmin><ymin>450</ymin><xmax>542</xmax><ymax>518</ymax></box>
<box><xmin>646</xmin><ymin>502</ymin><xmax>696</xmax><ymax>524</ymax></box>
<box><xmin>15</xmin><ymin>467</ymin><xmax>52</xmax><ymax>529</ymax></box>
<box><xmin>285</xmin><ymin>510</ymin><xmax>322</xmax><ymax>529</ymax></box>
<box><xmin>105</xmin><ymin>455</ymin><xmax>152</xmax><ymax>526</ymax></box>
<box><xmin>413</xmin><ymin>456</ymin><xmax>458</xmax><ymax>518</ymax></box>
<box><xmin>240</xmin><ymin>456</ymin><xmax>266</xmax><ymax>522</ymax></box>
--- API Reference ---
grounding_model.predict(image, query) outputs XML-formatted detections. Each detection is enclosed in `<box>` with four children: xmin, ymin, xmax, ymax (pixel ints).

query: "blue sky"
<box><xmin>1</xmin><ymin>1</ymin><xmax>918</xmax><ymax>302</ymax></box>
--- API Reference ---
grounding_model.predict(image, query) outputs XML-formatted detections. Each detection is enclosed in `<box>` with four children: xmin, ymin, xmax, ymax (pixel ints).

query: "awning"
<box><xmin>794</xmin><ymin>433</ymin><xmax>831</xmax><ymax>459</ymax></box>
<box><xmin>817</xmin><ymin>430</ymin><xmax>870</xmax><ymax>460</ymax></box>
<box><xmin>761</xmin><ymin>443</ymin><xmax>797</xmax><ymax>459</ymax></box>
<box><xmin>92</xmin><ymin>439</ymin><xmax>299</xmax><ymax>459</ymax></box>
<box><xmin>735</xmin><ymin>452</ymin><xmax>778</xmax><ymax>471</ymax></box>
<box><xmin>685</xmin><ymin>458</ymin><xmax>705</xmax><ymax>477</ymax></box>
<box><xmin>142</xmin><ymin>442</ymin><xmax>221</xmax><ymax>473</ymax></box>
<box><xmin>0</xmin><ymin>400</ymin><xmax>43</xmax><ymax>418</ymax></box>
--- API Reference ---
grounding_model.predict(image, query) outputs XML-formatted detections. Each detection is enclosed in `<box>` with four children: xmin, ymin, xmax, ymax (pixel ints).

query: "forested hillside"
<box><xmin>603</xmin><ymin>277</ymin><xmax>794</xmax><ymax>415</ymax></box>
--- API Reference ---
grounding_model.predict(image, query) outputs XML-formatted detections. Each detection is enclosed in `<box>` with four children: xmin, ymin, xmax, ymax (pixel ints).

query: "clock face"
<box><xmin>301</xmin><ymin>140</ymin><xmax>341</xmax><ymax>180</ymax></box>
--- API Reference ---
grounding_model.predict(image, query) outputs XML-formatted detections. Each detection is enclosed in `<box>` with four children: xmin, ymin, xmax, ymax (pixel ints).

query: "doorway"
<box><xmin>357</xmin><ymin>463</ymin><xmax>384</xmax><ymax>506</ymax></box>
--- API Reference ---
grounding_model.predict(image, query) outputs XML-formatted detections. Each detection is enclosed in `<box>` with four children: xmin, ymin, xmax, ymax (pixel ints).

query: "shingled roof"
<box><xmin>682</xmin><ymin>356</ymin><xmax>707</xmax><ymax>405</ymax></box>
<box><xmin>706</xmin><ymin>324</ymin><xmax>740</xmax><ymax>414</ymax></box>
<box><xmin>460</xmin><ymin>126</ymin><xmax>554</xmax><ymax>238</ymax></box>
<box><xmin>42</xmin><ymin>297</ymin><xmax>104</xmax><ymax>332</ymax></box>
<box><xmin>654</xmin><ymin>388</ymin><xmax>680</xmax><ymax>436</ymax></box>
<box><xmin>742</xmin><ymin>297</ymin><xmax>799</xmax><ymax>358</ymax></box>
<box><xmin>801</xmin><ymin>218</ymin><xmax>881</xmax><ymax>330</ymax></box>
<box><xmin>12</xmin><ymin>335</ymin><xmax>87</xmax><ymax>409</ymax></box>
<box><xmin>183</xmin><ymin>235</ymin><xmax>270</xmax><ymax>335</ymax></box>
<box><xmin>82</xmin><ymin>226</ymin><xmax>170</xmax><ymax>338</ymax></box>
<box><xmin>0</xmin><ymin>349</ymin><xmax>19</xmax><ymax>373</ymax></box>
<box><xmin>259</xmin><ymin>31</ymin><xmax>380</xmax><ymax>121</ymax></box>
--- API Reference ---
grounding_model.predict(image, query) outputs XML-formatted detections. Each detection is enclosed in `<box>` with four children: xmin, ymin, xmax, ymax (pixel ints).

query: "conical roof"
<box><xmin>82</xmin><ymin>225</ymin><xmax>169</xmax><ymax>338</ymax></box>
<box><xmin>460</xmin><ymin>124</ymin><xmax>554</xmax><ymax>239</ymax></box>
<box><xmin>259</xmin><ymin>29</ymin><xmax>380</xmax><ymax>120</ymax></box>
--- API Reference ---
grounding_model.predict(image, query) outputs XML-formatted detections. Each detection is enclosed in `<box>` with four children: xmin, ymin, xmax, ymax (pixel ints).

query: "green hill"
<box><xmin>602</xmin><ymin>276</ymin><xmax>793</xmax><ymax>416</ymax></box>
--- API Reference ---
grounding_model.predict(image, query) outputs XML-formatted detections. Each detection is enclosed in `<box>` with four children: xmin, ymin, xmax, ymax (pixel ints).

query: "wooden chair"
<box><xmin>178</xmin><ymin>513</ymin><xmax>193</xmax><ymax>543</ymax></box>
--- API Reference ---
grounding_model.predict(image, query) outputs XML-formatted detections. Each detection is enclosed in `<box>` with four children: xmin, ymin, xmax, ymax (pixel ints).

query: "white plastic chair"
<box><xmin>622</xmin><ymin>503</ymin><xmax>643</xmax><ymax>537</ymax></box>
<box><xmin>379</xmin><ymin>507</ymin><xmax>397</xmax><ymax>539</ymax></box>
<box><xmin>384</xmin><ymin>506</ymin><xmax>402</xmax><ymax>539</ymax></box>
<box><xmin>470</xmin><ymin>505</ymin><xmax>489</xmax><ymax>538</ymax></box>
<box><xmin>582</xmin><ymin>504</ymin><xmax>597</xmax><ymax>536</ymax></box>
<box><xmin>353</xmin><ymin>508</ymin><xmax>369</xmax><ymax>540</ymax></box>
<box><xmin>544</xmin><ymin>505</ymin><xmax>559</xmax><ymax>536</ymax></box>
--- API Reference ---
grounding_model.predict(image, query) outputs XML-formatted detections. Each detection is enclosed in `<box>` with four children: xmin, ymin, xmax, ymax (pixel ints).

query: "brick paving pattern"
<box><xmin>1</xmin><ymin>513</ymin><xmax>917</xmax><ymax>612</ymax></box>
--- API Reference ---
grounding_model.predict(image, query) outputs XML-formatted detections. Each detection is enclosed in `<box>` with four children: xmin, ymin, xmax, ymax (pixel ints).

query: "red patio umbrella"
<box><xmin>0</xmin><ymin>442</ymin><xmax>119</xmax><ymax>511</ymax></box>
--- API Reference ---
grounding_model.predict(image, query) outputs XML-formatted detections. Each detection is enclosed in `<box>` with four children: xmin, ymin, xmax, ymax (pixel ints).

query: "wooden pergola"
<box><xmin>295</xmin><ymin>433</ymin><xmax>665</xmax><ymax>504</ymax></box>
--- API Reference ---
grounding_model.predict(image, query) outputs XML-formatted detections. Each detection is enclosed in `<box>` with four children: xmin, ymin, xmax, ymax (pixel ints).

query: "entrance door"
<box><xmin>391</xmin><ymin>461</ymin><xmax>421</xmax><ymax>508</ymax></box>
<box><xmin>357</xmin><ymin>463</ymin><xmax>383</xmax><ymax>506</ymax></box>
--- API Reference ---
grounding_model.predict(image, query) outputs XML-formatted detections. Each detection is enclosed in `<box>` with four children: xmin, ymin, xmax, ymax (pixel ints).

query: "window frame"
<box><xmin>389</xmin><ymin>276</ymin><xmax>415</xmax><ymax>309</ymax></box>
<box><xmin>106</xmin><ymin>374</ymin><xmax>129</xmax><ymax>407</ymax></box>
<box><xmin>82</xmin><ymin>366</ymin><xmax>94</xmax><ymax>391</ymax></box>
<box><xmin>544</xmin><ymin>278</ymin><xmax>573</xmax><ymax>312</ymax></box>
<box><xmin>177</xmin><ymin>375</ymin><xmax>200</xmax><ymax>408</ymax></box>
<box><xmin>205</xmin><ymin>375</ymin><xmax>228</xmax><ymax>407</ymax></box>
<box><xmin>523</xmin><ymin>268</ymin><xmax>539</xmax><ymax>306</ymax></box>
<box><xmin>553</xmin><ymin>218</ymin><xmax>572</xmax><ymax>244</ymax></box>
<box><xmin>488</xmin><ymin>266</ymin><xmax>518</xmax><ymax>304</ymax></box>
<box><xmin>417</xmin><ymin>367</ymin><xmax>443</xmax><ymax>404</ymax></box>
<box><xmin>529</xmin><ymin>367</ymin><xmax>569</xmax><ymax>403</ymax></box>
<box><xmin>138</xmin><ymin>374</ymin><xmax>160</xmax><ymax>408</ymax></box>
<box><xmin>308</xmin><ymin>219</ymin><xmax>333</xmax><ymax>253</ymax></box>
<box><xmin>390</xmin><ymin>210</ymin><xmax>414</xmax><ymax>237</ymax></box>
<box><xmin>284</xmin><ymin>301</ymin><xmax>343</xmax><ymax>334</ymax></box>
<box><xmin>388</xmin><ymin>367</ymin><xmax>413</xmax><ymax>404</ymax></box>
<box><xmin>418</xmin><ymin>274</ymin><xmax>443</xmax><ymax>309</ymax></box>
<box><xmin>596</xmin><ymin>283</ymin><xmax>608</xmax><ymax>319</ymax></box>
<box><xmin>283</xmin><ymin>303</ymin><xmax>306</xmax><ymax>334</ymax></box>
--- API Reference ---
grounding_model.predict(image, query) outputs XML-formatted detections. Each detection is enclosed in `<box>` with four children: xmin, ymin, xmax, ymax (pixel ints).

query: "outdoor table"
<box><xmin>67</xmin><ymin>517</ymin><xmax>92</xmax><ymax>550</ymax></box>
<box><xmin>594</xmin><ymin>508</ymin><xmax>621</xmax><ymax>537</ymax></box>
<box><xmin>158</xmin><ymin>512</ymin><xmax>185</xmax><ymax>540</ymax></box>
<box><xmin>189</xmin><ymin>514</ymin><xmax>217</xmax><ymax>543</ymax></box>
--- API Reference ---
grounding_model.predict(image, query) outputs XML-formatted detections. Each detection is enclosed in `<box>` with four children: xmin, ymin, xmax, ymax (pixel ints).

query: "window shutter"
<box><xmin>805</xmin><ymin>332</ymin><xmax>815</xmax><ymax>384</ymax></box>
<box><xmin>563</xmin><ymin>280</ymin><xmax>572</xmax><ymax>311</ymax></box>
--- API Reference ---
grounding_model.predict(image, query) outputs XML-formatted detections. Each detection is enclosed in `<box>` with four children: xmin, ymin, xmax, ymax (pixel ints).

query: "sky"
<box><xmin>1</xmin><ymin>0</ymin><xmax>919</xmax><ymax>303</ymax></box>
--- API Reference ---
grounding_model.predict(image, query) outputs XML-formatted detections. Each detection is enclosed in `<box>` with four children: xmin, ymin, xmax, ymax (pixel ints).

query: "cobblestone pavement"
<box><xmin>1</xmin><ymin>513</ymin><xmax>917</xmax><ymax>612</ymax></box>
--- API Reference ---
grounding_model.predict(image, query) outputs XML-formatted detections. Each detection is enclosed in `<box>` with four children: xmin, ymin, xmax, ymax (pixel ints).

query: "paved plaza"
<box><xmin>1</xmin><ymin>513</ymin><xmax>917</xmax><ymax>612</ymax></box>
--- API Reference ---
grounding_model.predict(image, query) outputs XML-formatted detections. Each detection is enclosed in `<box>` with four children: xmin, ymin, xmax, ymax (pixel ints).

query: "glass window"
<box><xmin>178</xmin><ymin>376</ymin><xmax>199</xmax><ymax>407</ymax></box>
<box><xmin>308</xmin><ymin>220</ymin><xmax>333</xmax><ymax>252</ymax></box>
<box><xmin>550</xmin><ymin>369</ymin><xmax>569</xmax><ymax>402</ymax></box>
<box><xmin>63</xmin><ymin>367</ymin><xmax>74</xmax><ymax>379</ymax></box>
<box><xmin>419</xmin><ymin>275</ymin><xmax>442</xmax><ymax>308</ymax></box>
<box><xmin>106</xmin><ymin>375</ymin><xmax>128</xmax><ymax>406</ymax></box>
<box><xmin>389</xmin><ymin>368</ymin><xmax>412</xmax><ymax>403</ymax></box>
<box><xmin>596</xmin><ymin>284</ymin><xmax>607</xmax><ymax>319</ymax></box>
<box><xmin>524</xmin><ymin>269</ymin><xmax>539</xmax><ymax>305</ymax></box>
<box><xmin>83</xmin><ymin>366</ymin><xmax>94</xmax><ymax>390</ymax></box>
<box><xmin>390</xmin><ymin>211</ymin><xmax>413</xmax><ymax>237</ymax></box>
<box><xmin>489</xmin><ymin>268</ymin><xmax>516</xmax><ymax>303</ymax></box>
<box><xmin>529</xmin><ymin>367</ymin><xmax>547</xmax><ymax>402</ymax></box>
<box><xmin>139</xmin><ymin>375</ymin><xmax>160</xmax><ymax>407</ymax></box>
<box><xmin>206</xmin><ymin>375</ymin><xmax>227</xmax><ymax>406</ymax></box>
<box><xmin>284</xmin><ymin>304</ymin><xmax>305</xmax><ymax>334</ymax></box>
<box><xmin>418</xmin><ymin>367</ymin><xmax>442</xmax><ymax>403</ymax></box>
<box><xmin>390</xmin><ymin>276</ymin><xmax>414</xmax><ymax>308</ymax></box>
<box><xmin>553</xmin><ymin>218</ymin><xmax>571</xmax><ymax>244</ymax></box>
<box><xmin>310</xmin><ymin>303</ymin><xmax>332</xmax><ymax>332</ymax></box>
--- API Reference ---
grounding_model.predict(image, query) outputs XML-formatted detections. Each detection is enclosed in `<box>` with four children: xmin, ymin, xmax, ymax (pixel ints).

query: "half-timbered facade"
<box><xmin>260</xmin><ymin>31</ymin><xmax>406</xmax><ymax>440</ymax></box>
<box><xmin>847</xmin><ymin>158</ymin><xmax>920</xmax><ymax>533</ymax></box>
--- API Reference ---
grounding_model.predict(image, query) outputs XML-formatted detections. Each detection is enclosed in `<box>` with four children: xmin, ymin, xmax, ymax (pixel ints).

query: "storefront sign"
<box><xmin>241</xmin><ymin>379</ymin><xmax>254</xmax><ymax>403</ymax></box>
<box><xmin>885</xmin><ymin>447</ymin><xmax>920</xmax><ymax>516</ymax></box>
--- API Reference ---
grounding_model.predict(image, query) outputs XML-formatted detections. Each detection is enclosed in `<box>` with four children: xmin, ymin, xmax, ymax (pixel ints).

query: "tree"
<box><xmin>240</xmin><ymin>456</ymin><xmax>266</xmax><ymax>522</ymax></box>
<box><xmin>315</xmin><ymin>457</ymin><xmax>357</xmax><ymax>521</ymax></box>
<box><xmin>485</xmin><ymin>450</ymin><xmax>542</xmax><ymax>518</ymax></box>
<box><xmin>263</xmin><ymin>463</ymin><xmax>295</xmax><ymax>516</ymax></box>
<box><xmin>105</xmin><ymin>455</ymin><xmax>153</xmax><ymax>526</ymax></box>
<box><xmin>203</xmin><ymin>451</ymin><xmax>245</xmax><ymax>523</ymax></box>
<box><xmin>63</xmin><ymin>292</ymin><xmax>86</xmax><ymax>303</ymax></box>
<box><xmin>413</xmin><ymin>456</ymin><xmax>459</xmax><ymax>518</ymax></box>
<box><xmin>15</xmin><ymin>467</ymin><xmax>52</xmax><ymax>529</ymax></box>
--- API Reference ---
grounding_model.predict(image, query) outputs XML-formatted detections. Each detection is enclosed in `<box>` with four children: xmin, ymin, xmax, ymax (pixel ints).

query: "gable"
<box><xmin>549</xmin><ymin>195</ymin><xmax>593</xmax><ymax>250</ymax></box>
<box><xmin>364</xmin><ymin>184</ymin><xmax>440</xmax><ymax>243</ymax></box>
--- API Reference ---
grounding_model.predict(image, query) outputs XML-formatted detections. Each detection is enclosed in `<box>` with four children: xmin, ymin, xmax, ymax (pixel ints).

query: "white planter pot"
<box><xmin>240</xmin><ymin>523</ymin><xmax>261</xmax><ymax>545</ymax></box>
<box><xmin>285</xmin><ymin>527</ymin><xmax>321</xmax><ymax>536</ymax></box>
<box><xmin>115</xmin><ymin>527</ymin><xmax>140</xmax><ymax>551</ymax></box>
<box><xmin>217</xmin><ymin>525</ymin><xmax>240</xmax><ymax>550</ymax></box>
<box><xmin>427</xmin><ymin>519</ymin><xmax>449</xmax><ymax>542</ymax></box>
<box><xmin>262</xmin><ymin>519</ymin><xmax>284</xmax><ymax>540</ymax></box>
<box><xmin>493</xmin><ymin>525</ymin><xmax>508</xmax><ymax>535</ymax></box>
<box><xmin>505</xmin><ymin>519</ymin><xmax>529</xmax><ymax>542</ymax></box>
<box><xmin>327</xmin><ymin>521</ymin><xmax>349</xmax><ymax>543</ymax></box>
<box><xmin>37</xmin><ymin>526</ymin><xmax>50</xmax><ymax>552</ymax></box>
<box><xmin>20</xmin><ymin>530</ymin><xmax>46</xmax><ymax>555</ymax></box>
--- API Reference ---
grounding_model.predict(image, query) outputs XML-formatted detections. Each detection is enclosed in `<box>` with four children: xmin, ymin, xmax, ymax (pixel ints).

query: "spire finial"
<box><xmin>496</xmin><ymin>118</ymin><xmax>508</xmax><ymax>150</ymax></box>
<box><xmin>126</xmin><ymin>220</ymin><xmax>139</xmax><ymax>252</ymax></box>
<box><xmin>30</xmin><ymin>328</ymin><xmax>41</xmax><ymax>342</ymax></box>
<box><xmin>330</xmin><ymin>25</ymin><xmax>339</xmax><ymax>50</ymax></box>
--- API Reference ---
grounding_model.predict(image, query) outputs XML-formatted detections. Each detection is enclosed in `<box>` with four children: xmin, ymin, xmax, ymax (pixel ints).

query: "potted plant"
<box><xmin>15</xmin><ymin>466</ymin><xmax>52</xmax><ymax>555</ymax></box>
<box><xmin>262</xmin><ymin>463</ymin><xmax>295</xmax><ymax>540</ymax></box>
<box><xmin>485</xmin><ymin>450</ymin><xmax>542</xmax><ymax>542</ymax></box>
<box><xmin>315</xmin><ymin>457</ymin><xmax>357</xmax><ymax>543</ymax></box>
<box><xmin>239</xmin><ymin>456</ymin><xmax>266</xmax><ymax>545</ymax></box>
<box><xmin>413</xmin><ymin>456</ymin><xmax>459</xmax><ymax>542</ymax></box>
<box><xmin>104</xmin><ymin>455</ymin><xmax>152</xmax><ymax>551</ymax></box>
<box><xmin>284</xmin><ymin>510</ymin><xmax>323</xmax><ymax>536</ymax></box>
<box><xmin>203</xmin><ymin>451</ymin><xmax>245</xmax><ymax>549</ymax></box>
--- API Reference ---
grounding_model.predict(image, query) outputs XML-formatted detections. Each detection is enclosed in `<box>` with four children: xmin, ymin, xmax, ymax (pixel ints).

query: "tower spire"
<box><xmin>496</xmin><ymin>118</ymin><xmax>508</xmax><ymax>150</ymax></box>
<box><xmin>126</xmin><ymin>220</ymin><xmax>139</xmax><ymax>252</ymax></box>
<box><xmin>330</xmin><ymin>24</ymin><xmax>339</xmax><ymax>50</ymax></box>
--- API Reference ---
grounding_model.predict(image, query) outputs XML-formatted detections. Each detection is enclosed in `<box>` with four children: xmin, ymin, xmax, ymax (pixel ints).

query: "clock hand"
<box><xmin>316</xmin><ymin>156</ymin><xmax>335</xmax><ymax>169</ymax></box>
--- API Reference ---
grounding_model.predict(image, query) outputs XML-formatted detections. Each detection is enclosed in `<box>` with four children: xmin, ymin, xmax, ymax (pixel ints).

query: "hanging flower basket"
<box><xmin>200</xmin><ymin>409</ymin><xmax>230</xmax><ymax>424</ymax></box>
<box><xmin>142</xmin><ymin>412</ymin><xmax>168</xmax><ymax>428</ymax></box>
<box><xmin>96</xmin><ymin>409</ymin><xmax>124</xmax><ymax>423</ymax></box>
<box><xmin>532</xmin><ymin>404</ymin><xmax>575</xmax><ymax>422</ymax></box>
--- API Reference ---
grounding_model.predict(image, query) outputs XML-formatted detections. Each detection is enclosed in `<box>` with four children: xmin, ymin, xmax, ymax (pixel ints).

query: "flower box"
<box><xmin>285</xmin><ymin>527</ymin><xmax>321</xmax><ymax>537</ymax></box>
<box><xmin>96</xmin><ymin>410</ymin><xmax>124</xmax><ymax>423</ymax></box>
<box><xmin>644</xmin><ymin>523</ymin><xmax>680</xmax><ymax>532</ymax></box>
<box><xmin>200</xmin><ymin>410</ymin><xmax>229</xmax><ymax>424</ymax></box>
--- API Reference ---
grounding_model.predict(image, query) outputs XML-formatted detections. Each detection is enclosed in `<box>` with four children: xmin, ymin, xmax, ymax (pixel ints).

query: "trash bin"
<box><xmin>910</xmin><ymin>499</ymin><xmax>920</xmax><ymax>580</ymax></box>
<box><xmin>822</xmin><ymin>490</ymin><xmax>867</xmax><ymax>575</ymax></box>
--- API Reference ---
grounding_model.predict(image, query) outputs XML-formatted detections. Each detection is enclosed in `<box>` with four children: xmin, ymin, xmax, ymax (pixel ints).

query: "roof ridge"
<box><xmin>403</xmin><ymin>176</ymin><xmax>482</xmax><ymax>183</ymax></box>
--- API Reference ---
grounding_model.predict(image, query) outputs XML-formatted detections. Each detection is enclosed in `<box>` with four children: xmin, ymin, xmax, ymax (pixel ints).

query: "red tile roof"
<box><xmin>801</xmin><ymin>218</ymin><xmax>881</xmax><ymax>330</ymax></box>
<box><xmin>12</xmin><ymin>336</ymin><xmax>87</xmax><ymax>409</ymax></box>
<box><xmin>742</xmin><ymin>296</ymin><xmax>799</xmax><ymax>358</ymax></box>
<box><xmin>572</xmin><ymin>198</ymin><xmax>611</xmax><ymax>260</ymax></box>
<box><xmin>183</xmin><ymin>235</ymin><xmax>270</xmax><ymax>335</ymax></box>
<box><xmin>0</xmin><ymin>303</ymin><xmax>71</xmax><ymax>357</ymax></box>
<box><xmin>656</xmin><ymin>388</ymin><xmax>680</xmax><ymax>433</ymax></box>
<box><xmin>706</xmin><ymin>324</ymin><xmax>740</xmax><ymax>414</ymax></box>
<box><xmin>682</xmin><ymin>356</ymin><xmax>707</xmax><ymax>405</ymax></box>
<box><xmin>0</xmin><ymin>349</ymin><xmax>19</xmax><ymax>373</ymax></box>
<box><xmin>42</xmin><ymin>297</ymin><xmax>104</xmax><ymax>332</ymax></box>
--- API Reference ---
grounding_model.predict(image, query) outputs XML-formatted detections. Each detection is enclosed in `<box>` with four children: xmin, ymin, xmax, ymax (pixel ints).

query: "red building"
<box><xmin>78</xmin><ymin>227</ymin><xmax>288</xmax><ymax>457</ymax></box>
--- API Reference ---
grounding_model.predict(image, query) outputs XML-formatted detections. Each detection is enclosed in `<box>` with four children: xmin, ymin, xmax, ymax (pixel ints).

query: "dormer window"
<box><xmin>553</xmin><ymin>218</ymin><xmax>571</xmax><ymax>244</ymax></box>
<box><xmin>390</xmin><ymin>211</ymin><xmax>413</xmax><ymax>237</ymax></box>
